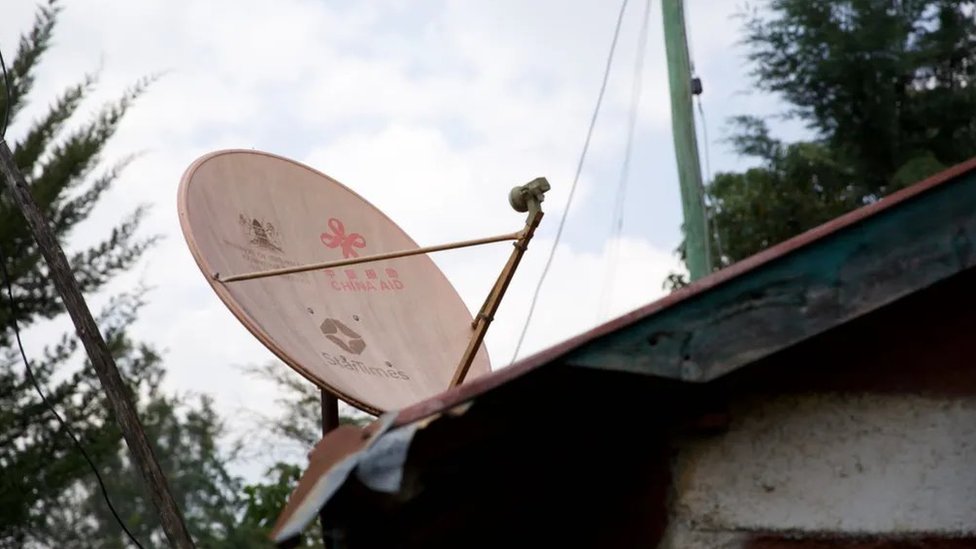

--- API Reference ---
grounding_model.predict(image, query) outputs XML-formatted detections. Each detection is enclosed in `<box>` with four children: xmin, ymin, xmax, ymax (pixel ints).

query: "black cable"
<box><xmin>0</xmin><ymin>245</ymin><xmax>146</xmax><ymax>549</ymax></box>
<box><xmin>683</xmin><ymin>2</ymin><xmax>714</xmax><ymax>270</ymax></box>
<box><xmin>510</xmin><ymin>0</ymin><xmax>630</xmax><ymax>364</ymax></box>
<box><xmin>0</xmin><ymin>45</ymin><xmax>9</xmax><ymax>138</ymax></box>
<box><xmin>0</xmin><ymin>45</ymin><xmax>146</xmax><ymax>549</ymax></box>
<box><xmin>695</xmin><ymin>95</ymin><xmax>725</xmax><ymax>266</ymax></box>
<box><xmin>695</xmin><ymin>96</ymin><xmax>711</xmax><ymax>185</ymax></box>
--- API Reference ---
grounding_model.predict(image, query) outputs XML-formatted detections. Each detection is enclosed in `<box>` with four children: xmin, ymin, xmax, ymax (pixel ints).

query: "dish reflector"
<box><xmin>178</xmin><ymin>150</ymin><xmax>490</xmax><ymax>413</ymax></box>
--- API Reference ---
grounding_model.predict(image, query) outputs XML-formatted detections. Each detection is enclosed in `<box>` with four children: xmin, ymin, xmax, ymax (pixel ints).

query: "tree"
<box><xmin>238</xmin><ymin>463</ymin><xmax>305</xmax><ymax>544</ymax></box>
<box><xmin>2</xmin><ymin>4</ymin><xmax>375</xmax><ymax>547</ymax></box>
<box><xmin>235</xmin><ymin>364</ymin><xmax>372</xmax><ymax>547</ymax></box>
<box><xmin>0</xmin><ymin>3</ymin><xmax>257</xmax><ymax>547</ymax></box>
<box><xmin>17</xmin><ymin>296</ymin><xmax>268</xmax><ymax>549</ymax></box>
<box><xmin>670</xmin><ymin>0</ymin><xmax>976</xmax><ymax>283</ymax></box>
<box><xmin>0</xmin><ymin>0</ymin><xmax>156</xmax><ymax>541</ymax></box>
<box><xmin>242</xmin><ymin>363</ymin><xmax>371</xmax><ymax>455</ymax></box>
<box><xmin>706</xmin><ymin>118</ymin><xmax>861</xmax><ymax>264</ymax></box>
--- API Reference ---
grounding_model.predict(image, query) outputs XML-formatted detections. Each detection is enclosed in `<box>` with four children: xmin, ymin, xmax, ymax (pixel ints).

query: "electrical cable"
<box><xmin>681</xmin><ymin>1</ymin><xmax>715</xmax><ymax>271</ymax></box>
<box><xmin>695</xmin><ymin>95</ymin><xmax>726</xmax><ymax>266</ymax></box>
<box><xmin>509</xmin><ymin>0</ymin><xmax>631</xmax><ymax>364</ymax></box>
<box><xmin>0</xmin><ymin>45</ymin><xmax>146</xmax><ymax>549</ymax></box>
<box><xmin>0</xmin><ymin>45</ymin><xmax>9</xmax><ymax>138</ymax></box>
<box><xmin>597</xmin><ymin>0</ymin><xmax>652</xmax><ymax>322</ymax></box>
<box><xmin>695</xmin><ymin>96</ymin><xmax>711</xmax><ymax>185</ymax></box>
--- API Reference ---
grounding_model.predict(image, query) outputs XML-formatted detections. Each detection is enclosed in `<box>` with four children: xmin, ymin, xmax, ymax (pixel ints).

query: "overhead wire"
<box><xmin>597</xmin><ymin>0</ymin><xmax>653</xmax><ymax>322</ymax></box>
<box><xmin>509</xmin><ymin>0</ymin><xmax>631</xmax><ymax>364</ymax></box>
<box><xmin>695</xmin><ymin>97</ymin><xmax>711</xmax><ymax>184</ymax></box>
<box><xmin>684</xmin><ymin>1</ymin><xmax>725</xmax><ymax>268</ymax></box>
<box><xmin>0</xmin><ymin>46</ymin><xmax>9</xmax><ymax>137</ymax></box>
<box><xmin>695</xmin><ymin>95</ymin><xmax>725</xmax><ymax>267</ymax></box>
<box><xmin>0</xmin><ymin>45</ymin><xmax>146</xmax><ymax>549</ymax></box>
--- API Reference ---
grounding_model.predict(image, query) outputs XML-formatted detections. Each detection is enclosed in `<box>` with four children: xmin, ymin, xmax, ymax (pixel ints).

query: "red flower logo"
<box><xmin>320</xmin><ymin>218</ymin><xmax>365</xmax><ymax>258</ymax></box>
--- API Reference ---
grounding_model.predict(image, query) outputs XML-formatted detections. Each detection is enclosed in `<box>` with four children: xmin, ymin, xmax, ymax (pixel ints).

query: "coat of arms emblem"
<box><xmin>239</xmin><ymin>214</ymin><xmax>283</xmax><ymax>252</ymax></box>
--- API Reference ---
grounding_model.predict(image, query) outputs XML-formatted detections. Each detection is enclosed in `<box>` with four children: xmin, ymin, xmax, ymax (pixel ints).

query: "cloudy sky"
<box><xmin>3</xmin><ymin>0</ymin><xmax>805</xmax><ymax>471</ymax></box>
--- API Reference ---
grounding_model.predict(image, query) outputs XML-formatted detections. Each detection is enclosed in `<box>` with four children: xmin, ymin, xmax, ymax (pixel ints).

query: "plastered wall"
<box><xmin>661</xmin><ymin>393</ymin><xmax>976</xmax><ymax>548</ymax></box>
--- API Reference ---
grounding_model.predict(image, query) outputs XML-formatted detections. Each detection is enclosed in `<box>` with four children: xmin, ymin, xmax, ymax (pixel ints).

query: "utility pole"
<box><xmin>0</xmin><ymin>140</ymin><xmax>196</xmax><ymax>549</ymax></box>
<box><xmin>662</xmin><ymin>0</ymin><xmax>712</xmax><ymax>280</ymax></box>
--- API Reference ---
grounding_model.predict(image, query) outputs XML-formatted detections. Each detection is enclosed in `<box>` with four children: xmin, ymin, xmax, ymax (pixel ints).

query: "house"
<box><xmin>271</xmin><ymin>158</ymin><xmax>976</xmax><ymax>548</ymax></box>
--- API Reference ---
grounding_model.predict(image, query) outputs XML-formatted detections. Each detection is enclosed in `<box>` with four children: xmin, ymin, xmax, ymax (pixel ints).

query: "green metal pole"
<box><xmin>662</xmin><ymin>0</ymin><xmax>711</xmax><ymax>279</ymax></box>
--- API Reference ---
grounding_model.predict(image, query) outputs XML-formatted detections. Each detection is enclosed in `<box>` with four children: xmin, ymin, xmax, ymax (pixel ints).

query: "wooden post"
<box><xmin>0</xmin><ymin>140</ymin><xmax>196</xmax><ymax>549</ymax></box>
<box><xmin>318</xmin><ymin>390</ymin><xmax>341</xmax><ymax>548</ymax></box>
<box><xmin>662</xmin><ymin>0</ymin><xmax>712</xmax><ymax>280</ymax></box>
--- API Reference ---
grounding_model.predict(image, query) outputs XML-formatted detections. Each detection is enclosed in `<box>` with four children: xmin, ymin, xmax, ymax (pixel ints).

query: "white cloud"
<box><xmin>2</xmin><ymin>0</ymin><xmax>783</xmax><ymax>483</ymax></box>
<box><xmin>446</xmin><ymin>234</ymin><xmax>684</xmax><ymax>365</ymax></box>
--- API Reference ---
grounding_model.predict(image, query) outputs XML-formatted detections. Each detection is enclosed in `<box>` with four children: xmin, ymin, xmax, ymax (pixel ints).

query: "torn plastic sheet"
<box><xmin>272</xmin><ymin>413</ymin><xmax>399</xmax><ymax>543</ymax></box>
<box><xmin>354</xmin><ymin>421</ymin><xmax>420</xmax><ymax>493</ymax></box>
<box><xmin>353</xmin><ymin>401</ymin><xmax>469</xmax><ymax>493</ymax></box>
<box><xmin>272</xmin><ymin>401</ymin><xmax>474</xmax><ymax>544</ymax></box>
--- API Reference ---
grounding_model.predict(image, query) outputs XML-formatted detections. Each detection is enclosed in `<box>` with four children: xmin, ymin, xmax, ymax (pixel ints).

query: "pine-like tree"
<box><xmin>0</xmin><ymin>3</ymin><xmax>259</xmax><ymax>547</ymax></box>
<box><xmin>0</xmin><ymin>2</ymin><xmax>156</xmax><ymax>542</ymax></box>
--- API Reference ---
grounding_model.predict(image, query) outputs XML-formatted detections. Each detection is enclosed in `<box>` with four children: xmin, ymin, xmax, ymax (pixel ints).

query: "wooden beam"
<box><xmin>0</xmin><ymin>140</ymin><xmax>196</xmax><ymax>548</ymax></box>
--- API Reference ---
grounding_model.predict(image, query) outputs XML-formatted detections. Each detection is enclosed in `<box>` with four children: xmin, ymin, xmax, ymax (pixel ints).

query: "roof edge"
<box><xmin>395</xmin><ymin>155</ymin><xmax>976</xmax><ymax>427</ymax></box>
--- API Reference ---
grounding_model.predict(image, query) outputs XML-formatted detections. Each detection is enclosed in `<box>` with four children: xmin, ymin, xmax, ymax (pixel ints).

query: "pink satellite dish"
<box><xmin>177</xmin><ymin>149</ymin><xmax>492</xmax><ymax>414</ymax></box>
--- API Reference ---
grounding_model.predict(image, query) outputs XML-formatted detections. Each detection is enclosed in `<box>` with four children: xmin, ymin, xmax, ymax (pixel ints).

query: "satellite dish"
<box><xmin>178</xmin><ymin>149</ymin><xmax>549</xmax><ymax>414</ymax></box>
<box><xmin>178</xmin><ymin>149</ymin><xmax>490</xmax><ymax>413</ymax></box>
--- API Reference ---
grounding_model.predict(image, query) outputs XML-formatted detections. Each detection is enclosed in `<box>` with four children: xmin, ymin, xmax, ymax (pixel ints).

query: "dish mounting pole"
<box><xmin>318</xmin><ymin>389</ymin><xmax>341</xmax><ymax>547</ymax></box>
<box><xmin>449</xmin><ymin>177</ymin><xmax>549</xmax><ymax>387</ymax></box>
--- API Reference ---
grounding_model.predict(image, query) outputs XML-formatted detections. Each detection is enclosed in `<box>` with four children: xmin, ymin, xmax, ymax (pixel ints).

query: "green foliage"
<box><xmin>0</xmin><ymin>299</ymin><xmax>123</xmax><ymax>545</ymax></box>
<box><xmin>6</xmin><ymin>296</ymin><xmax>264</xmax><ymax>548</ymax></box>
<box><xmin>740</xmin><ymin>0</ymin><xmax>976</xmax><ymax>189</ymax></box>
<box><xmin>242</xmin><ymin>363</ymin><xmax>372</xmax><ymax>452</ymax></box>
<box><xmin>708</xmin><ymin>117</ymin><xmax>861</xmax><ymax>264</ymax></box>
<box><xmin>0</xmin><ymin>1</ymin><xmax>156</xmax><ymax>337</ymax></box>
<box><xmin>240</xmin><ymin>463</ymin><xmax>303</xmax><ymax>538</ymax></box>
<box><xmin>237</xmin><ymin>461</ymin><xmax>330</xmax><ymax>548</ymax></box>
<box><xmin>1</xmin><ymin>4</ymin><xmax>374</xmax><ymax>548</ymax></box>
<box><xmin>671</xmin><ymin>0</ymin><xmax>976</xmax><ymax>283</ymax></box>
<box><xmin>0</xmin><ymin>2</ymin><xmax>160</xmax><ymax>542</ymax></box>
<box><xmin>0</xmin><ymin>3</ymin><xmax>259</xmax><ymax>547</ymax></box>
<box><xmin>237</xmin><ymin>363</ymin><xmax>373</xmax><ymax>546</ymax></box>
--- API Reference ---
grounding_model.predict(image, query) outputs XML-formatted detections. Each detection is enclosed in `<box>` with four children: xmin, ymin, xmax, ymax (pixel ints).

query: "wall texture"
<box><xmin>662</xmin><ymin>393</ymin><xmax>976</xmax><ymax>548</ymax></box>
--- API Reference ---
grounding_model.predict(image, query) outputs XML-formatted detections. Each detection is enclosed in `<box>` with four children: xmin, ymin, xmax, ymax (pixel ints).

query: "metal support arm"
<box><xmin>450</xmin><ymin>177</ymin><xmax>549</xmax><ymax>387</ymax></box>
<box><xmin>216</xmin><ymin>232</ymin><xmax>520</xmax><ymax>283</ymax></box>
